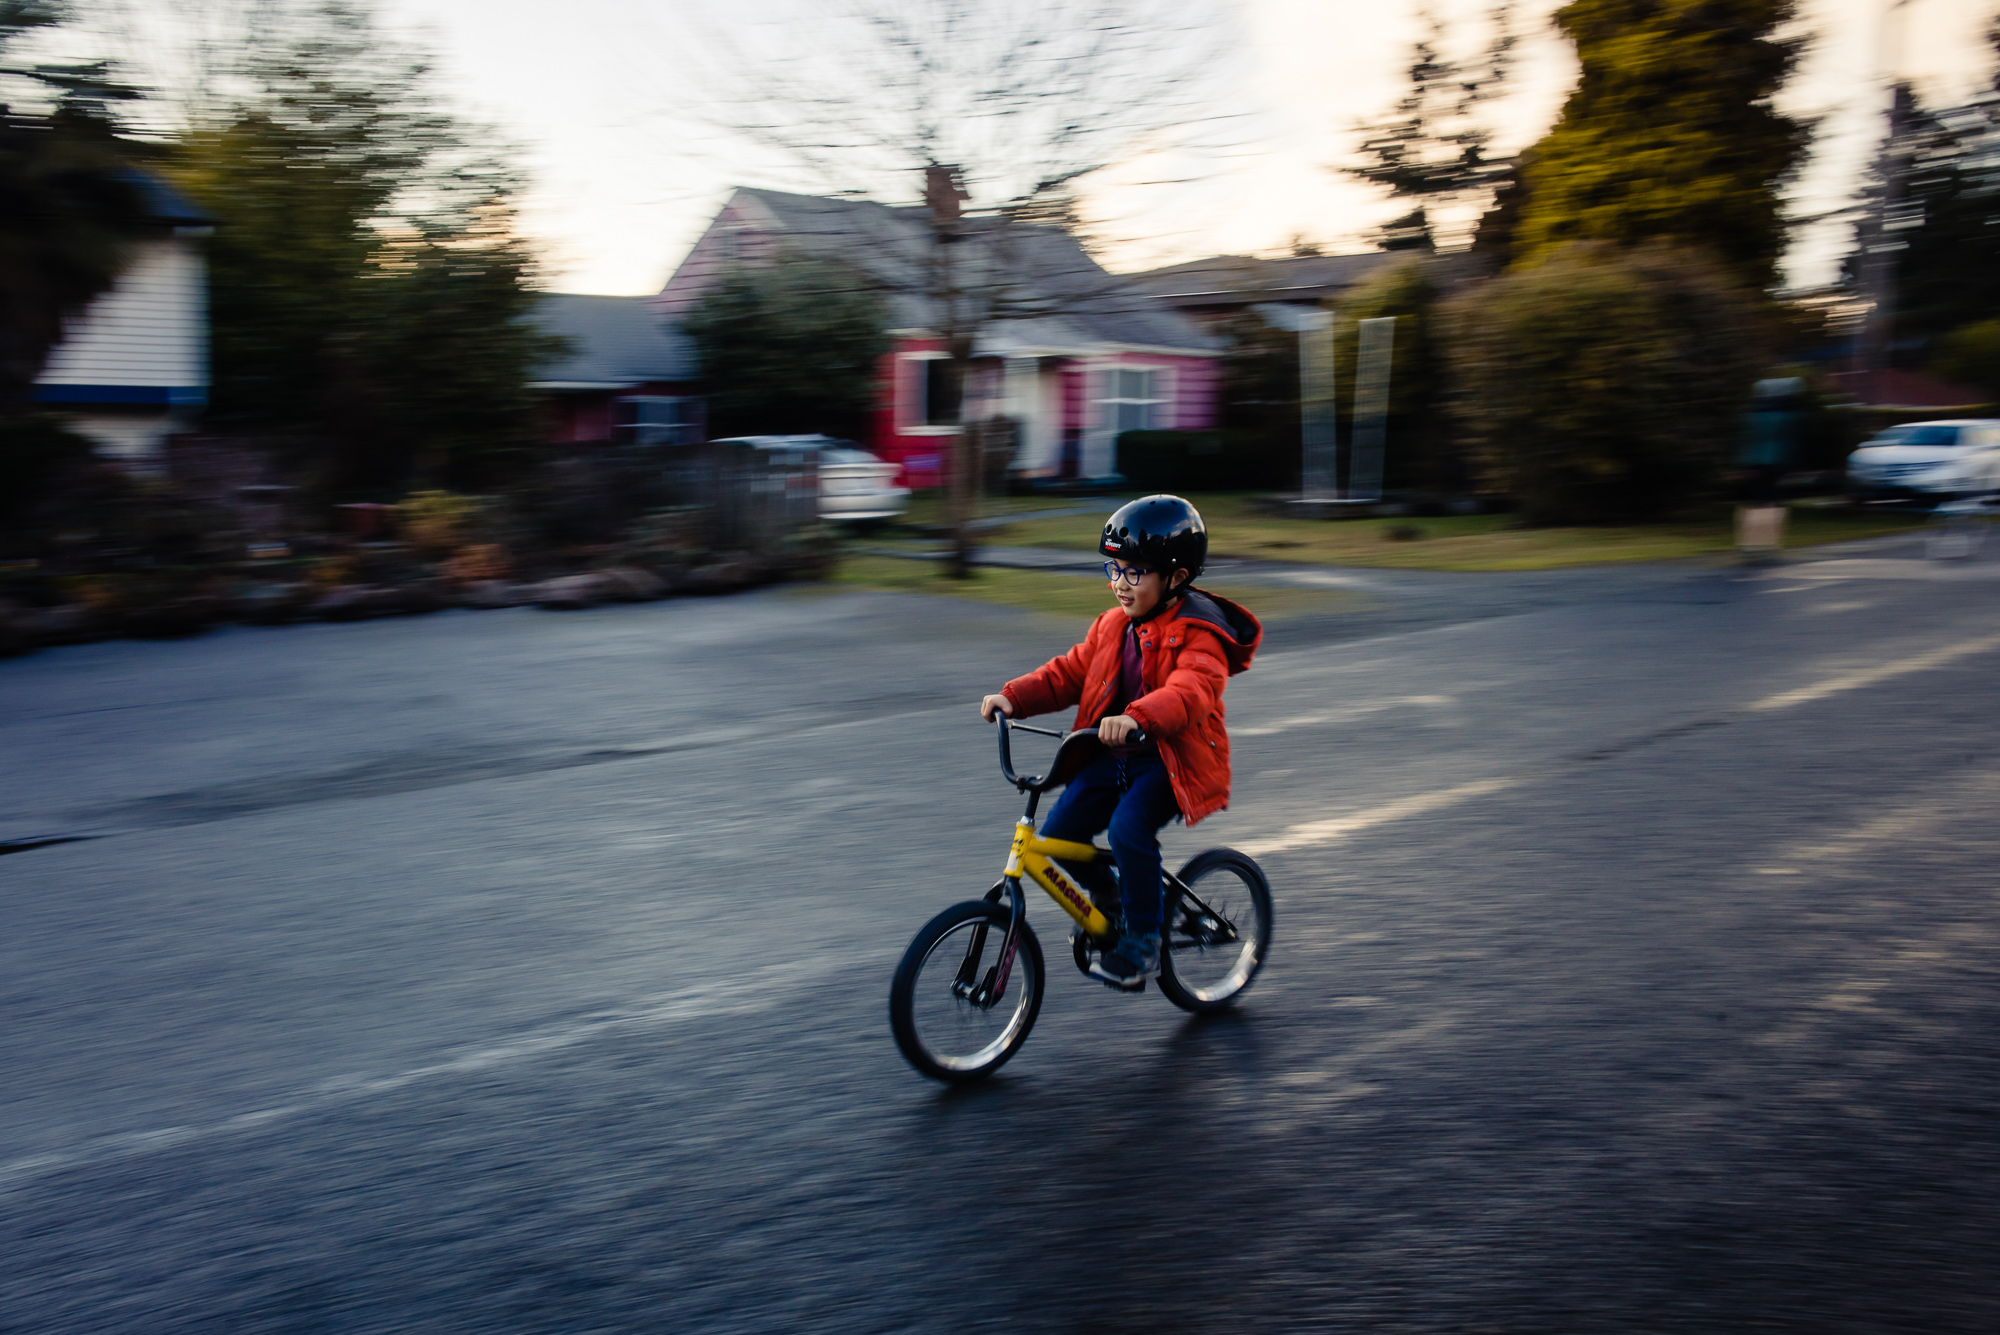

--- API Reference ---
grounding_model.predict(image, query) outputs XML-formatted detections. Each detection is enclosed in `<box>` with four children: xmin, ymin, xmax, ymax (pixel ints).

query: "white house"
<box><xmin>33</xmin><ymin>175</ymin><xmax>210</xmax><ymax>466</ymax></box>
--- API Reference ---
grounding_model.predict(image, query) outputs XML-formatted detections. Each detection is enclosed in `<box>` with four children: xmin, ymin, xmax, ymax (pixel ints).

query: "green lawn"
<box><xmin>820</xmin><ymin>553</ymin><xmax>1367</xmax><ymax>622</ymax></box>
<box><xmin>936</xmin><ymin>492</ymin><xmax>1927</xmax><ymax>573</ymax></box>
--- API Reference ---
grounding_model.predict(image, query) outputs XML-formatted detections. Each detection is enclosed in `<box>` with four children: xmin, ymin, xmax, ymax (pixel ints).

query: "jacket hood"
<box><xmin>1167</xmin><ymin>587</ymin><xmax>1262</xmax><ymax>674</ymax></box>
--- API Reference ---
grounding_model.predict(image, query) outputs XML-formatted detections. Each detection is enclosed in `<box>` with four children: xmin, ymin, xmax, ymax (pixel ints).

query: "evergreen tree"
<box><xmin>1852</xmin><ymin>25</ymin><xmax>2000</xmax><ymax>362</ymax></box>
<box><xmin>683</xmin><ymin>257</ymin><xmax>889</xmax><ymax>441</ymax></box>
<box><xmin>170</xmin><ymin>2</ymin><xmax>550</xmax><ymax>493</ymax></box>
<box><xmin>1512</xmin><ymin>0</ymin><xmax>1809</xmax><ymax>288</ymax></box>
<box><xmin>1344</xmin><ymin>5</ymin><xmax>1516</xmax><ymax>253</ymax></box>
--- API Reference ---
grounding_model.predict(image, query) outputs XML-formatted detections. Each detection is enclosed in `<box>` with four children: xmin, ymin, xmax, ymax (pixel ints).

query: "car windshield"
<box><xmin>821</xmin><ymin>448</ymin><xmax>881</xmax><ymax>466</ymax></box>
<box><xmin>1870</xmin><ymin>425</ymin><xmax>1962</xmax><ymax>448</ymax></box>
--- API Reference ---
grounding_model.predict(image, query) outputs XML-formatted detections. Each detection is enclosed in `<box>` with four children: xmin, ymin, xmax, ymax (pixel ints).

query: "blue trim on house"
<box><xmin>33</xmin><ymin>384</ymin><xmax>208</xmax><ymax>407</ymax></box>
<box><xmin>122</xmin><ymin>171</ymin><xmax>214</xmax><ymax>226</ymax></box>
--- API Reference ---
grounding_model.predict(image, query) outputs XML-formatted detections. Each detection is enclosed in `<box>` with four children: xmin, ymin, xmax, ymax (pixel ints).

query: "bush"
<box><xmin>1331</xmin><ymin>256</ymin><xmax>1472</xmax><ymax>494</ymax></box>
<box><xmin>1116</xmin><ymin>429</ymin><xmax>1290</xmax><ymax>492</ymax></box>
<box><xmin>1929</xmin><ymin>319</ymin><xmax>2000</xmax><ymax>404</ymax></box>
<box><xmin>0</xmin><ymin>416</ymin><xmax>95</xmax><ymax>540</ymax></box>
<box><xmin>684</xmin><ymin>255</ymin><xmax>889</xmax><ymax>439</ymax></box>
<box><xmin>1441</xmin><ymin>243</ymin><xmax>1766</xmax><ymax>523</ymax></box>
<box><xmin>1214</xmin><ymin>315</ymin><xmax>1301</xmax><ymax>488</ymax></box>
<box><xmin>397</xmin><ymin>490</ymin><xmax>484</xmax><ymax>556</ymax></box>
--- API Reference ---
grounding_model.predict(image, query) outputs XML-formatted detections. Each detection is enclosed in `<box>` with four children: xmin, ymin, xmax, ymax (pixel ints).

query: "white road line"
<box><xmin>1240</xmin><ymin>632</ymin><xmax>2000</xmax><ymax>858</ymax></box>
<box><xmin>1241</xmin><ymin>777</ymin><xmax>1520</xmax><ymax>856</ymax></box>
<box><xmin>1235</xmin><ymin>694</ymin><xmax>1454</xmax><ymax>737</ymax></box>
<box><xmin>0</xmin><ymin>965</ymin><xmax>827</xmax><ymax>1196</ymax></box>
<box><xmin>1745</xmin><ymin>631</ymin><xmax>2000</xmax><ymax>713</ymax></box>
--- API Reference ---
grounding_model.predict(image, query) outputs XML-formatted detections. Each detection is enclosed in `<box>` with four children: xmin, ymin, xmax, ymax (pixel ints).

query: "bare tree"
<box><xmin>72</xmin><ymin>0</ymin><xmax>297</xmax><ymax>132</ymax></box>
<box><xmin>669</xmin><ymin>0</ymin><xmax>1231</xmax><ymax>575</ymax></box>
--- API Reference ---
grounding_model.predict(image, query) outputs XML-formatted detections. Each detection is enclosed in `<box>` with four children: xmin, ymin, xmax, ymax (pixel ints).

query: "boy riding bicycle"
<box><xmin>979</xmin><ymin>495</ymin><xmax>1262</xmax><ymax>991</ymax></box>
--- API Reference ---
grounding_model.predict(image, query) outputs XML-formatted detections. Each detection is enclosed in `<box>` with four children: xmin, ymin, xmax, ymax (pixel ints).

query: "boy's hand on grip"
<box><xmin>979</xmin><ymin>694</ymin><xmax>1014</xmax><ymax>721</ymax></box>
<box><xmin>1098</xmin><ymin>713</ymin><xmax>1139</xmax><ymax>745</ymax></box>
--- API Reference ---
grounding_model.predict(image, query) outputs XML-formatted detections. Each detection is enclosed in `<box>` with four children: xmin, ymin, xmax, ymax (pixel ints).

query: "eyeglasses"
<box><xmin>1103</xmin><ymin>561</ymin><xmax>1152</xmax><ymax>585</ymax></box>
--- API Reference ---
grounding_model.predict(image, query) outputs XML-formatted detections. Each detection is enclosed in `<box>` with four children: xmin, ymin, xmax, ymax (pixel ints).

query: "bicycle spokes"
<box><xmin>1172</xmin><ymin>886</ymin><xmax>1238</xmax><ymax>948</ymax></box>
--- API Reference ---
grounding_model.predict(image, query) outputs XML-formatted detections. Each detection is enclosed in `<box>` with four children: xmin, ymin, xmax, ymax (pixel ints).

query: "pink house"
<box><xmin>657</xmin><ymin>187</ymin><xmax>1223</xmax><ymax>487</ymax></box>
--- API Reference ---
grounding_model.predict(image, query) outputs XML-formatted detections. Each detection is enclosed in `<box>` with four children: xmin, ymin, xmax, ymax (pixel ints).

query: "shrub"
<box><xmin>397</xmin><ymin>490</ymin><xmax>484</xmax><ymax>556</ymax></box>
<box><xmin>1440</xmin><ymin>243</ymin><xmax>1766</xmax><ymax>523</ymax></box>
<box><xmin>1214</xmin><ymin>315</ymin><xmax>1301</xmax><ymax>488</ymax></box>
<box><xmin>1331</xmin><ymin>256</ymin><xmax>1473</xmax><ymax>494</ymax></box>
<box><xmin>0</xmin><ymin>416</ymin><xmax>95</xmax><ymax>540</ymax></box>
<box><xmin>1116</xmin><ymin>429</ymin><xmax>1289</xmax><ymax>492</ymax></box>
<box><xmin>1929</xmin><ymin>319</ymin><xmax>2000</xmax><ymax>404</ymax></box>
<box><xmin>441</xmin><ymin>543</ymin><xmax>512</xmax><ymax>583</ymax></box>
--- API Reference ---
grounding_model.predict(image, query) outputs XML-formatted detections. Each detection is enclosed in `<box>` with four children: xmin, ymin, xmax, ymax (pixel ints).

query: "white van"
<box><xmin>1845</xmin><ymin>420</ymin><xmax>2000</xmax><ymax>503</ymax></box>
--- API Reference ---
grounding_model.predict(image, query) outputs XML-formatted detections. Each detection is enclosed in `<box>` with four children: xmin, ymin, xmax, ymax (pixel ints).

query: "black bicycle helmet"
<box><xmin>1101</xmin><ymin>494</ymin><xmax>1207</xmax><ymax>586</ymax></box>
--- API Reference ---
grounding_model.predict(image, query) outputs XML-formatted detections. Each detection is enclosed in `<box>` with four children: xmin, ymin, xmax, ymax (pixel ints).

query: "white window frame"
<box><xmin>1078</xmin><ymin>361</ymin><xmax>1174</xmax><ymax>478</ymax></box>
<box><xmin>1098</xmin><ymin>364</ymin><xmax>1174</xmax><ymax>437</ymax></box>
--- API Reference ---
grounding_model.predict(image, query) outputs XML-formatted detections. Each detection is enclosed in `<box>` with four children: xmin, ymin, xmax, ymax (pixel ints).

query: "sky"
<box><xmin>363</xmin><ymin>0</ymin><xmax>2000</xmax><ymax>295</ymax></box>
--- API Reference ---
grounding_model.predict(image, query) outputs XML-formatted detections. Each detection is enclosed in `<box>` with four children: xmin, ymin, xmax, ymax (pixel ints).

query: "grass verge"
<box><xmin>822</xmin><ymin>554</ymin><xmax>1366</xmax><ymax>621</ymax></box>
<box><xmin>970</xmin><ymin>493</ymin><xmax>1929</xmax><ymax>572</ymax></box>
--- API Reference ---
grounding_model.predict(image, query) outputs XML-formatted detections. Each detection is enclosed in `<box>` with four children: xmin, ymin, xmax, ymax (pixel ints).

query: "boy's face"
<box><xmin>1107</xmin><ymin>560</ymin><xmax>1186</xmax><ymax>619</ymax></box>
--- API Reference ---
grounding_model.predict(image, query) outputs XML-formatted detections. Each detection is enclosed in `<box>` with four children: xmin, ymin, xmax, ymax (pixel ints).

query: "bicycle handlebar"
<box><xmin>994</xmin><ymin>712</ymin><xmax>1146</xmax><ymax>793</ymax></box>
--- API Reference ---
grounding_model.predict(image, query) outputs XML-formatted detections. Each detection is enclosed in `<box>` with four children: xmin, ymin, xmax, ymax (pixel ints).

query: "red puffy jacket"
<box><xmin>1001</xmin><ymin>588</ymin><xmax>1262</xmax><ymax>825</ymax></box>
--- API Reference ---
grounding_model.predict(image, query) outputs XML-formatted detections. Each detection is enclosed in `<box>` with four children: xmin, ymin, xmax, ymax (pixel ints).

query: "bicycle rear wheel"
<box><xmin>1157</xmin><ymin>849</ymin><xmax>1272</xmax><ymax>1013</ymax></box>
<box><xmin>889</xmin><ymin>900</ymin><xmax>1044</xmax><ymax>1083</ymax></box>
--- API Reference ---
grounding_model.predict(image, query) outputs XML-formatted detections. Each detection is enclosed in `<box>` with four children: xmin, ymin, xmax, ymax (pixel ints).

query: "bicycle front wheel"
<box><xmin>889</xmin><ymin>900</ymin><xmax>1044</xmax><ymax>1083</ymax></box>
<box><xmin>1158</xmin><ymin>849</ymin><xmax>1273</xmax><ymax>1013</ymax></box>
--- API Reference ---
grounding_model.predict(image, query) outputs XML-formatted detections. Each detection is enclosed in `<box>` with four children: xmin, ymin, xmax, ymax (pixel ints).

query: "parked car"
<box><xmin>817</xmin><ymin>444</ymin><xmax>910</xmax><ymax>524</ymax></box>
<box><xmin>1845</xmin><ymin>419</ymin><xmax>2000</xmax><ymax>503</ymax></box>
<box><xmin>708</xmin><ymin>435</ymin><xmax>911</xmax><ymax>525</ymax></box>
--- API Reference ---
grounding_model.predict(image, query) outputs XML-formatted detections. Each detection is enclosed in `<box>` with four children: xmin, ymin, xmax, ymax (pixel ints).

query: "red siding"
<box><xmin>869</xmin><ymin>336</ymin><xmax>952</xmax><ymax>489</ymax></box>
<box><xmin>542</xmin><ymin>381</ymin><xmax>693</xmax><ymax>445</ymax></box>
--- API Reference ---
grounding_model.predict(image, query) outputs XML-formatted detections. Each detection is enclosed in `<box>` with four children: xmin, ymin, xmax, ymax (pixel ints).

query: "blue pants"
<box><xmin>1040</xmin><ymin>751</ymin><xmax>1181</xmax><ymax>936</ymax></box>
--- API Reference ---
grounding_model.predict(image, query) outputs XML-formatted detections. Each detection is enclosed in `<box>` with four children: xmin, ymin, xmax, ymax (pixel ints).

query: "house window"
<box><xmin>1101</xmin><ymin>367</ymin><xmax>1167</xmax><ymax>435</ymax></box>
<box><xmin>900</xmin><ymin>353</ymin><xmax>958</xmax><ymax>432</ymax></box>
<box><xmin>923</xmin><ymin>357</ymin><xmax>958</xmax><ymax>426</ymax></box>
<box><xmin>614</xmin><ymin>396</ymin><xmax>700</xmax><ymax>446</ymax></box>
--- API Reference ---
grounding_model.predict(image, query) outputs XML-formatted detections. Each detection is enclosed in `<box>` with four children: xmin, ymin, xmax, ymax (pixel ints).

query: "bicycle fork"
<box><xmin>955</xmin><ymin>876</ymin><xmax>1027</xmax><ymax>1008</ymax></box>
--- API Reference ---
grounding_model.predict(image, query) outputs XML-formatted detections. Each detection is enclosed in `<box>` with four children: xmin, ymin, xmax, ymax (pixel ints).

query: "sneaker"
<box><xmin>1088</xmin><ymin>933</ymin><xmax>1161</xmax><ymax>992</ymax></box>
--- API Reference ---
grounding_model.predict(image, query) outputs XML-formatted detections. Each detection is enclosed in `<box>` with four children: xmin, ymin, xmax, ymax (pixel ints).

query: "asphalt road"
<box><xmin>4</xmin><ymin>539</ymin><xmax>1999</xmax><ymax>1333</ymax></box>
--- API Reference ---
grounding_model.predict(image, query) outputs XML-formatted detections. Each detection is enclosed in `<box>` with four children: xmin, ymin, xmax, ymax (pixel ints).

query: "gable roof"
<box><xmin>530</xmin><ymin>293</ymin><xmax>696</xmax><ymax>389</ymax></box>
<box><xmin>670</xmin><ymin>186</ymin><xmax>1220</xmax><ymax>356</ymax></box>
<box><xmin>1119</xmin><ymin>251</ymin><xmax>1394</xmax><ymax>311</ymax></box>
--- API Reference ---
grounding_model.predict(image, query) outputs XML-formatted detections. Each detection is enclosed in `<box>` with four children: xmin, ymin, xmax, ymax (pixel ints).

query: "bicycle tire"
<box><xmin>1156</xmin><ymin>848</ymin><xmax>1273</xmax><ymax>1013</ymax></box>
<box><xmin>889</xmin><ymin>900</ymin><xmax>1044</xmax><ymax>1083</ymax></box>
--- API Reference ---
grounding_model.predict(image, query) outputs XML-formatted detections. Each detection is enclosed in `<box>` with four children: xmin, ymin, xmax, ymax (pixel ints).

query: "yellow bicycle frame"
<box><xmin>1004</xmin><ymin>818</ymin><xmax>1115</xmax><ymax>938</ymax></box>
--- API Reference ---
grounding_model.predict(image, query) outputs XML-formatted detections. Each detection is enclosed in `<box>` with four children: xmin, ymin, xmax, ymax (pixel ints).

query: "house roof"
<box><xmin>530</xmin><ymin>293</ymin><xmax>697</xmax><ymax>389</ymax></box>
<box><xmin>1118</xmin><ymin>251</ymin><xmax>1395</xmax><ymax>309</ymax></box>
<box><xmin>703</xmin><ymin>187</ymin><xmax>1221</xmax><ymax>355</ymax></box>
